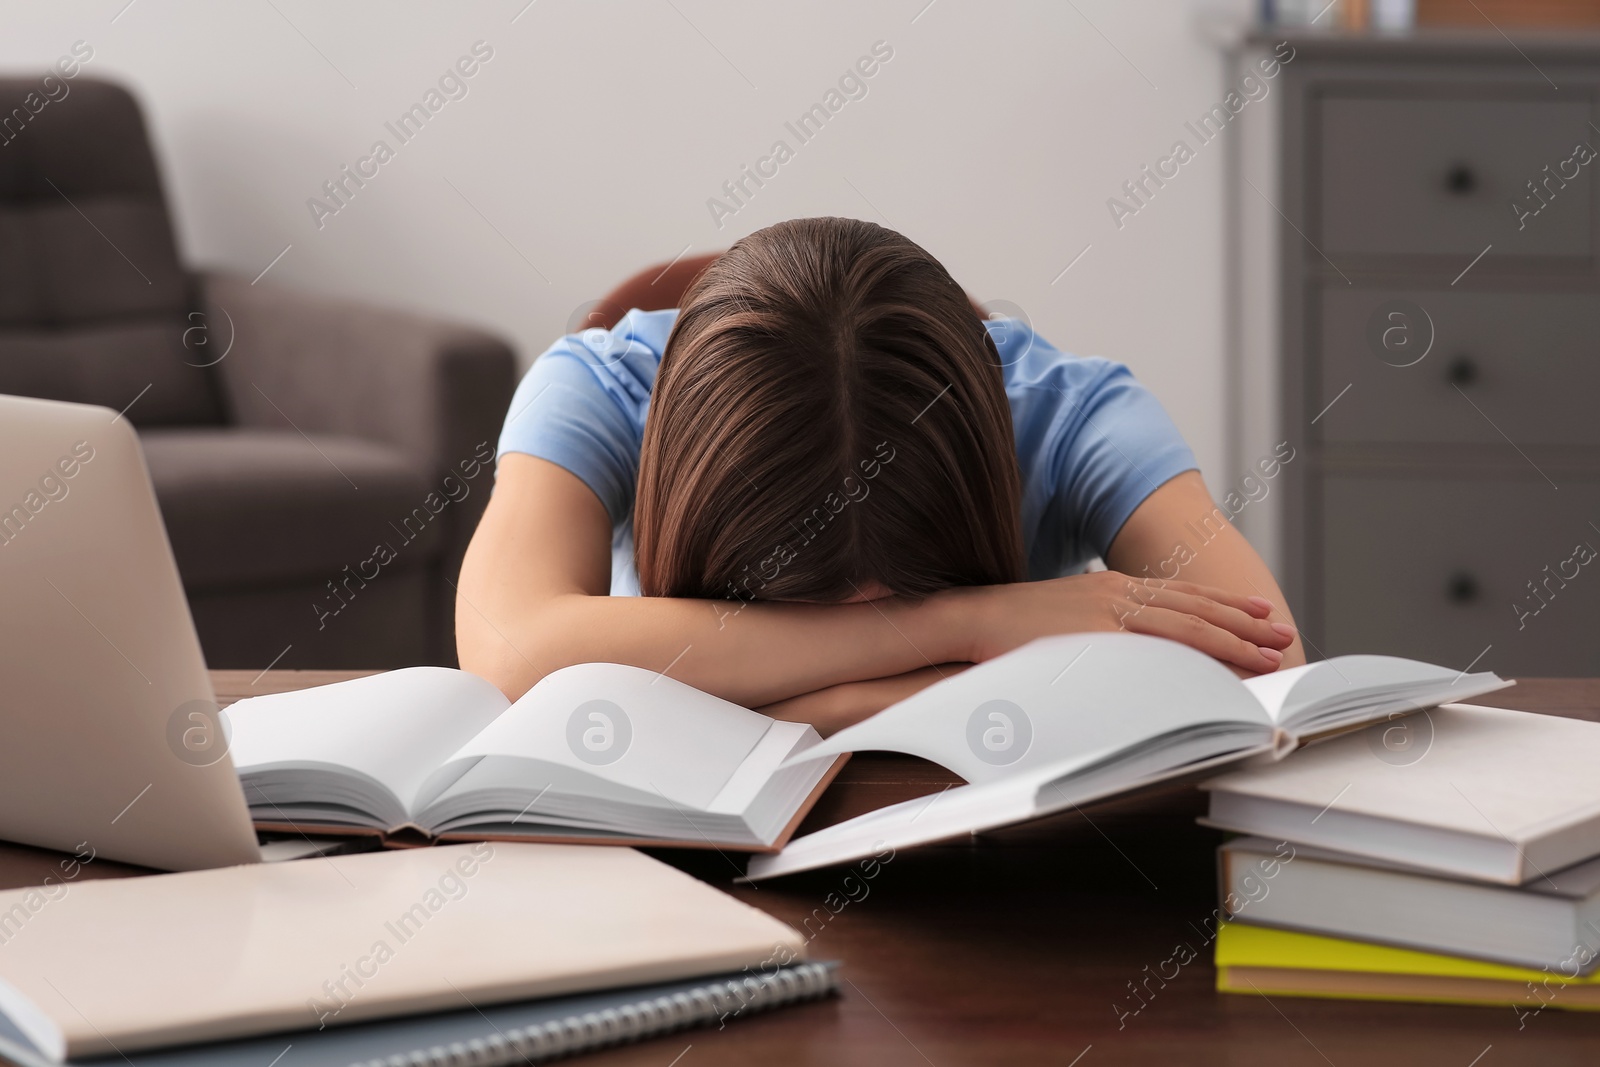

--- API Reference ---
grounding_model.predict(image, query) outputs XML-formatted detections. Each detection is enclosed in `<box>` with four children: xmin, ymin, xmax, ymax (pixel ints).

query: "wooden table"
<box><xmin>3</xmin><ymin>675</ymin><xmax>1597</xmax><ymax>1065</ymax></box>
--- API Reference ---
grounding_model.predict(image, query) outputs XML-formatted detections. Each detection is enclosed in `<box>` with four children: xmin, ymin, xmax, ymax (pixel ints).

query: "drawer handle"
<box><xmin>1446</xmin><ymin>571</ymin><xmax>1480</xmax><ymax>604</ymax></box>
<box><xmin>1444</xmin><ymin>164</ymin><xmax>1477</xmax><ymax>195</ymax></box>
<box><xmin>1446</xmin><ymin>355</ymin><xmax>1478</xmax><ymax>386</ymax></box>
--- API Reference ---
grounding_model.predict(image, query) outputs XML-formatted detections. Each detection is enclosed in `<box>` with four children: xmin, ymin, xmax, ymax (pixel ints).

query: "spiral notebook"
<box><xmin>4</xmin><ymin>964</ymin><xmax>839</xmax><ymax>1067</ymax></box>
<box><xmin>0</xmin><ymin>844</ymin><xmax>815</xmax><ymax>1063</ymax></box>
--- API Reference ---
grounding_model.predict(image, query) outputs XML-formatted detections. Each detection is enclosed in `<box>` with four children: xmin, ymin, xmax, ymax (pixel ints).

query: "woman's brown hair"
<box><xmin>634</xmin><ymin>217</ymin><xmax>1025</xmax><ymax>603</ymax></box>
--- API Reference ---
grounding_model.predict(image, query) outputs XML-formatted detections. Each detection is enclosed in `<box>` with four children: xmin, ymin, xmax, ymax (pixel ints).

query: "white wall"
<box><xmin>2</xmin><ymin>0</ymin><xmax>1256</xmax><ymax>483</ymax></box>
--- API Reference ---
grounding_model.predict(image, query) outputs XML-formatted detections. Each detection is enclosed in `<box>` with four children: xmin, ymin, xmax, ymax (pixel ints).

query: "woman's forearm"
<box><xmin>458</xmin><ymin>458</ymin><xmax>1299</xmax><ymax>708</ymax></box>
<box><xmin>760</xmin><ymin>663</ymin><xmax>970</xmax><ymax>735</ymax></box>
<box><xmin>457</xmin><ymin>456</ymin><xmax>964</xmax><ymax>705</ymax></box>
<box><xmin>1104</xmin><ymin>471</ymin><xmax>1306</xmax><ymax>669</ymax></box>
<box><xmin>466</xmin><ymin>590</ymin><xmax>961</xmax><ymax>708</ymax></box>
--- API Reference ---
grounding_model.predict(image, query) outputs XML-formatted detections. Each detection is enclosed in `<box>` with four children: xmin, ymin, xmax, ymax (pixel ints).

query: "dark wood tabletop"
<box><xmin>2</xmin><ymin>674</ymin><xmax>1596</xmax><ymax>1066</ymax></box>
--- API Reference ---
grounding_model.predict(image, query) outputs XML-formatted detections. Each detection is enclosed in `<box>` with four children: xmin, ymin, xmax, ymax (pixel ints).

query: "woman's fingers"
<box><xmin>1126</xmin><ymin>584</ymin><xmax>1294</xmax><ymax>650</ymax></box>
<box><xmin>1119</xmin><ymin>605</ymin><xmax>1284</xmax><ymax>673</ymax></box>
<box><xmin>964</xmin><ymin>571</ymin><xmax>1294</xmax><ymax>673</ymax></box>
<box><xmin>1136</xmin><ymin>578</ymin><xmax>1276</xmax><ymax>620</ymax></box>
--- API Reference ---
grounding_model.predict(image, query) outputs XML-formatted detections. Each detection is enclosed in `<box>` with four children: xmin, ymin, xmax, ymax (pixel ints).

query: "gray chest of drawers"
<box><xmin>1268</xmin><ymin>32</ymin><xmax>1600</xmax><ymax>676</ymax></box>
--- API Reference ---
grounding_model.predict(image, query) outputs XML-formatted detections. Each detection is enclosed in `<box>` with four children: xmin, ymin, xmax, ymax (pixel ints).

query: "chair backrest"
<box><xmin>584</xmin><ymin>252</ymin><xmax>721</xmax><ymax>331</ymax></box>
<box><xmin>0</xmin><ymin>76</ymin><xmax>221</xmax><ymax>425</ymax></box>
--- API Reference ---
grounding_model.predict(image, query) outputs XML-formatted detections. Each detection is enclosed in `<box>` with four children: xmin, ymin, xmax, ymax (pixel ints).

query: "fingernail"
<box><xmin>1258</xmin><ymin>646</ymin><xmax>1284</xmax><ymax>664</ymax></box>
<box><xmin>1246</xmin><ymin>596</ymin><xmax>1274</xmax><ymax>613</ymax></box>
<box><xmin>1270</xmin><ymin>622</ymin><xmax>1296</xmax><ymax>639</ymax></box>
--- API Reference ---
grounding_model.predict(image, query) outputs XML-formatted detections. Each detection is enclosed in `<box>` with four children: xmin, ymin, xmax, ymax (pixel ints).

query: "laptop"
<box><xmin>0</xmin><ymin>394</ymin><xmax>261</xmax><ymax>870</ymax></box>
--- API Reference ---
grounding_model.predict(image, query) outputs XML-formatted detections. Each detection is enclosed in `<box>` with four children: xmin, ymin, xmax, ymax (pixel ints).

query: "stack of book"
<box><xmin>1199</xmin><ymin>702</ymin><xmax>1600</xmax><ymax>1017</ymax></box>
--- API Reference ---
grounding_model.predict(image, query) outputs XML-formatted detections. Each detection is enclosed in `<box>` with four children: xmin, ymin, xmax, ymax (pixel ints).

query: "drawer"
<box><xmin>1319</xmin><ymin>475</ymin><xmax>1600</xmax><ymax>676</ymax></box>
<box><xmin>1315</xmin><ymin>288</ymin><xmax>1600</xmax><ymax>446</ymax></box>
<box><xmin>1317</xmin><ymin>95</ymin><xmax>1593</xmax><ymax>258</ymax></box>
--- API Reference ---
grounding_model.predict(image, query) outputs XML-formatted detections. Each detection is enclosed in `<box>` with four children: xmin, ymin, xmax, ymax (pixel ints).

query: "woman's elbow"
<box><xmin>455</xmin><ymin>600</ymin><xmax>551</xmax><ymax>701</ymax></box>
<box><xmin>458</xmin><ymin>641</ymin><xmax>538</xmax><ymax>702</ymax></box>
<box><xmin>456</xmin><ymin>593</ymin><xmax>604</xmax><ymax>700</ymax></box>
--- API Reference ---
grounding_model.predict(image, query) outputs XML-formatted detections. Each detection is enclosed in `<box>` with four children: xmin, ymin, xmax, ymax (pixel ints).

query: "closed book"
<box><xmin>1215</xmin><ymin>923</ymin><xmax>1600</xmax><ymax>1013</ymax></box>
<box><xmin>0</xmin><ymin>844</ymin><xmax>808</xmax><ymax>1062</ymax></box>
<box><xmin>1201</xmin><ymin>703</ymin><xmax>1600</xmax><ymax>885</ymax></box>
<box><xmin>1220</xmin><ymin>836</ymin><xmax>1600</xmax><ymax>974</ymax></box>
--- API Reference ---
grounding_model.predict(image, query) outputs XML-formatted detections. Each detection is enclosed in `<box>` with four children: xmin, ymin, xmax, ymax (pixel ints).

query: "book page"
<box><xmin>430</xmin><ymin>663</ymin><xmax>774</xmax><ymax>811</ymax></box>
<box><xmin>1237</xmin><ymin>662</ymin><xmax>1316</xmax><ymax>722</ymax></box>
<box><xmin>225</xmin><ymin>668</ymin><xmax>510</xmax><ymax>814</ymax></box>
<box><xmin>1250</xmin><ymin>655</ymin><xmax>1508</xmax><ymax>731</ymax></box>
<box><xmin>748</xmin><ymin>737</ymin><xmax>1276</xmax><ymax>882</ymax></box>
<box><xmin>783</xmin><ymin>631</ymin><xmax>1268</xmax><ymax>784</ymax></box>
<box><xmin>746</xmin><ymin>772</ymin><xmax>1046</xmax><ymax>881</ymax></box>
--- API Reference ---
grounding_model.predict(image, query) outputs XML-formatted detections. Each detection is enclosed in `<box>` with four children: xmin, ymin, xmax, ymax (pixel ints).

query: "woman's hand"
<box><xmin>926</xmin><ymin>471</ymin><xmax>1306</xmax><ymax>676</ymax></box>
<box><xmin>762</xmin><ymin>558</ymin><xmax>1296</xmax><ymax>733</ymax></box>
<box><xmin>942</xmin><ymin>571</ymin><xmax>1296</xmax><ymax>675</ymax></box>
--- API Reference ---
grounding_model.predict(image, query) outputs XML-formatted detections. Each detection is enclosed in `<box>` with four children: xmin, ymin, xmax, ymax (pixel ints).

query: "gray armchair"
<box><xmin>0</xmin><ymin>76</ymin><xmax>516</xmax><ymax>668</ymax></box>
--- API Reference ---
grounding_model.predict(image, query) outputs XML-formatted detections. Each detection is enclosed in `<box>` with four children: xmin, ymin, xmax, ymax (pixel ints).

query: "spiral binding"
<box><xmin>350</xmin><ymin>963</ymin><xmax>837</xmax><ymax>1067</ymax></box>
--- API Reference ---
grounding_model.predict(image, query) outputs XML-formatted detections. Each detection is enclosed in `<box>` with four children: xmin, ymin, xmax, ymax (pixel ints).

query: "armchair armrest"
<box><xmin>195</xmin><ymin>270</ymin><xmax>516</xmax><ymax>479</ymax></box>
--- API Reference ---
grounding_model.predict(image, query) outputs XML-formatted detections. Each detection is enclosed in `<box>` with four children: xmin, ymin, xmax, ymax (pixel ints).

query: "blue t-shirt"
<box><xmin>498</xmin><ymin>309</ymin><xmax>1198</xmax><ymax>596</ymax></box>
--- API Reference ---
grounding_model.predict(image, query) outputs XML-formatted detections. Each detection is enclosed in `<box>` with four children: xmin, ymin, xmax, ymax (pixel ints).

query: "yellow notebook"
<box><xmin>1215</xmin><ymin>923</ymin><xmax>1600</xmax><ymax>1013</ymax></box>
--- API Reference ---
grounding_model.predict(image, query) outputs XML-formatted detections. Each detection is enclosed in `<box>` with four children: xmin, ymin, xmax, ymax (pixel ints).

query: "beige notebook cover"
<box><xmin>0</xmin><ymin>844</ymin><xmax>804</xmax><ymax>1061</ymax></box>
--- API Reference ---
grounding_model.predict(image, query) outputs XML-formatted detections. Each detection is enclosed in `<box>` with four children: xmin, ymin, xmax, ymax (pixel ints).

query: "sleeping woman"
<box><xmin>456</xmin><ymin>216</ymin><xmax>1304</xmax><ymax>734</ymax></box>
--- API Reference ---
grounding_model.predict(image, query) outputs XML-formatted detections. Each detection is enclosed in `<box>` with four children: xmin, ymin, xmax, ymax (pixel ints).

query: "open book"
<box><xmin>224</xmin><ymin>665</ymin><xmax>845</xmax><ymax>852</ymax></box>
<box><xmin>744</xmin><ymin>632</ymin><xmax>1510</xmax><ymax>879</ymax></box>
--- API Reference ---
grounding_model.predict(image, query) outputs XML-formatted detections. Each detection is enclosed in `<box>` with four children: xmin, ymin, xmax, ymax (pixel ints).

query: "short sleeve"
<box><xmin>497</xmin><ymin>309</ymin><xmax>678</xmax><ymax>525</ymax></box>
<box><xmin>995</xmin><ymin>319</ymin><xmax>1199</xmax><ymax>578</ymax></box>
